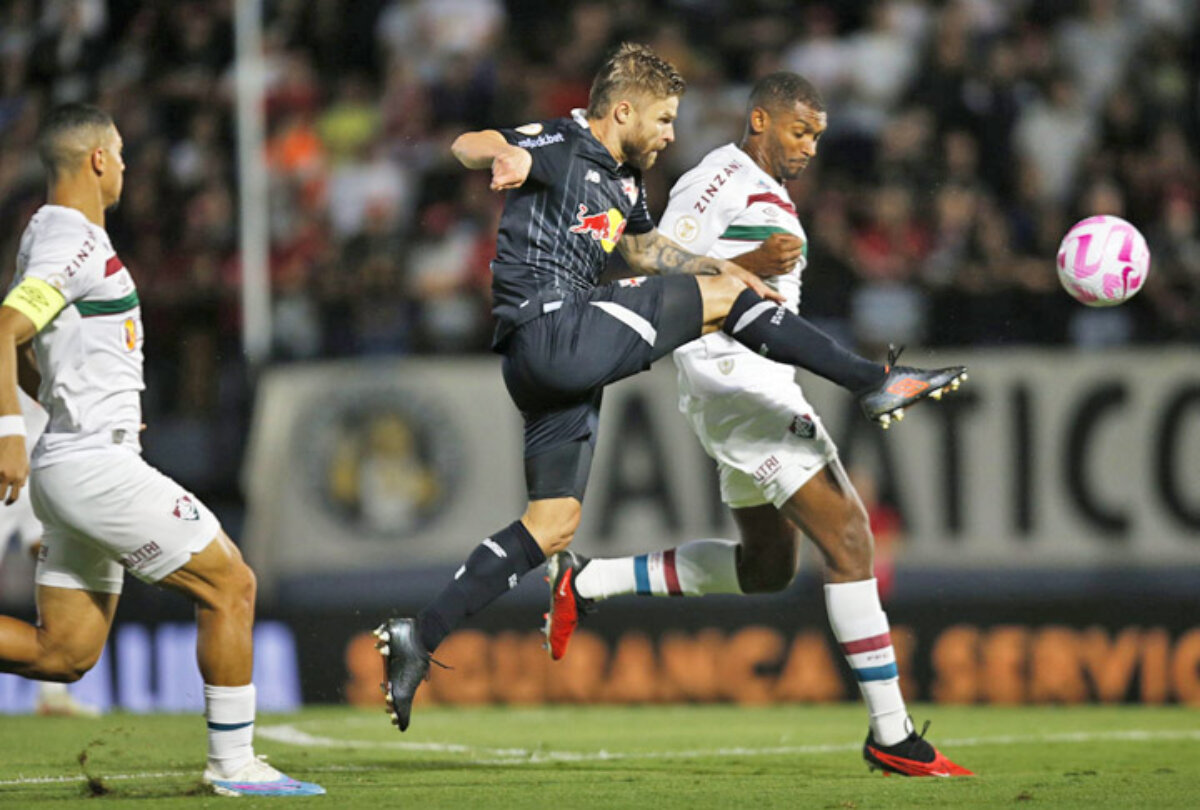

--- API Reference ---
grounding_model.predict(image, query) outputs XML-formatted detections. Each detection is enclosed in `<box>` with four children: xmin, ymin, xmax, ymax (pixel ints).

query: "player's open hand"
<box><xmin>491</xmin><ymin>146</ymin><xmax>532</xmax><ymax>191</ymax></box>
<box><xmin>0</xmin><ymin>435</ymin><xmax>29</xmax><ymax>505</ymax></box>
<box><xmin>723</xmin><ymin>261</ymin><xmax>785</xmax><ymax>303</ymax></box>
<box><xmin>736</xmin><ymin>233</ymin><xmax>805</xmax><ymax>277</ymax></box>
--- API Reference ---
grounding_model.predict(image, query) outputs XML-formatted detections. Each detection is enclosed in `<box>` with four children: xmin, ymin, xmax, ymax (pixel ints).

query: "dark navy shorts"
<box><xmin>500</xmin><ymin>274</ymin><xmax>703</xmax><ymax>500</ymax></box>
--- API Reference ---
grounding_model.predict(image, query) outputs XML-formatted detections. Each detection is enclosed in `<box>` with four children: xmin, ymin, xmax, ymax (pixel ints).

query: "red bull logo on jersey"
<box><xmin>569</xmin><ymin>204</ymin><xmax>627</xmax><ymax>253</ymax></box>
<box><xmin>123</xmin><ymin>317</ymin><xmax>137</xmax><ymax>351</ymax></box>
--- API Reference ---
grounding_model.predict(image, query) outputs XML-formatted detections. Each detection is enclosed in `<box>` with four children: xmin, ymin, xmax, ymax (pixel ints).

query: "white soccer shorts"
<box><xmin>31</xmin><ymin>449</ymin><xmax>220</xmax><ymax>593</ymax></box>
<box><xmin>677</xmin><ymin>349</ymin><xmax>838</xmax><ymax>510</ymax></box>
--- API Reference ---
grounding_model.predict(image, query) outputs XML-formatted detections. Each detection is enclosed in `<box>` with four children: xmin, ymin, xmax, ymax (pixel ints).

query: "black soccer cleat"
<box><xmin>856</xmin><ymin>345</ymin><xmax>967</xmax><ymax>429</ymax></box>
<box><xmin>543</xmin><ymin>550</ymin><xmax>595</xmax><ymax>661</ymax></box>
<box><xmin>863</xmin><ymin>720</ymin><xmax>973</xmax><ymax>777</ymax></box>
<box><xmin>374</xmin><ymin>617</ymin><xmax>433</xmax><ymax>732</ymax></box>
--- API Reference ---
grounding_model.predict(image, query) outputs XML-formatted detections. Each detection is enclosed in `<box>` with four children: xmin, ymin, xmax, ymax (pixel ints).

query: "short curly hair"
<box><xmin>586</xmin><ymin>42</ymin><xmax>686</xmax><ymax>119</ymax></box>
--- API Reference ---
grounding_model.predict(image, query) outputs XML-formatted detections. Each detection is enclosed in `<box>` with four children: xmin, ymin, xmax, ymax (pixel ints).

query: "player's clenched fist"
<box><xmin>0</xmin><ymin>435</ymin><xmax>29</xmax><ymax>505</ymax></box>
<box><xmin>490</xmin><ymin>146</ymin><xmax>532</xmax><ymax>191</ymax></box>
<box><xmin>737</xmin><ymin>233</ymin><xmax>806</xmax><ymax>277</ymax></box>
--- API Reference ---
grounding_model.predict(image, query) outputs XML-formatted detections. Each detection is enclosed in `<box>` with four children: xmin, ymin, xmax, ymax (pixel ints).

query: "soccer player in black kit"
<box><xmin>375</xmin><ymin>44</ymin><xmax>967</xmax><ymax>733</ymax></box>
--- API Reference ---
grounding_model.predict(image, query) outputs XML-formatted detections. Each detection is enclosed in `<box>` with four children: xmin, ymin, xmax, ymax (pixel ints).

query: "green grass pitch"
<box><xmin>1</xmin><ymin>704</ymin><xmax>1197</xmax><ymax>807</ymax></box>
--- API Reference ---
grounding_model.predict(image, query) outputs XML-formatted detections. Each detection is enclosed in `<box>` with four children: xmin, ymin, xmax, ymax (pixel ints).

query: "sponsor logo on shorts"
<box><xmin>770</xmin><ymin>307</ymin><xmax>786</xmax><ymax>326</ymax></box>
<box><xmin>121</xmin><ymin>541</ymin><xmax>163</xmax><ymax>570</ymax></box>
<box><xmin>753</xmin><ymin>455</ymin><xmax>782</xmax><ymax>485</ymax></box>
<box><xmin>618</xmin><ymin>276</ymin><xmax>646</xmax><ymax>288</ymax></box>
<box><xmin>789</xmin><ymin>414</ymin><xmax>816</xmax><ymax>439</ymax></box>
<box><xmin>173</xmin><ymin>495</ymin><xmax>200</xmax><ymax>521</ymax></box>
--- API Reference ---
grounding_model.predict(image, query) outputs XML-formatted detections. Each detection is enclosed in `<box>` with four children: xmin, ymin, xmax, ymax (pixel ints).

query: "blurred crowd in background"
<box><xmin>1</xmin><ymin>0</ymin><xmax>1198</xmax><ymax>518</ymax></box>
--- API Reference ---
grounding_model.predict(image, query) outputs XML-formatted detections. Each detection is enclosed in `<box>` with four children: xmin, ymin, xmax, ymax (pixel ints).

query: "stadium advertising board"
<box><xmin>244</xmin><ymin>350</ymin><xmax>1200</xmax><ymax>594</ymax></box>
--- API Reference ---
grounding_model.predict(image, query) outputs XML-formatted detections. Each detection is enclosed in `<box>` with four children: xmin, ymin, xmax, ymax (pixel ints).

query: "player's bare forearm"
<box><xmin>452</xmin><ymin>130</ymin><xmax>532</xmax><ymax>191</ymax></box>
<box><xmin>619</xmin><ymin>230</ymin><xmax>727</xmax><ymax>277</ymax></box>
<box><xmin>0</xmin><ymin>308</ymin><xmax>36</xmax><ymax>418</ymax></box>
<box><xmin>732</xmin><ymin>233</ymin><xmax>804</xmax><ymax>278</ymax></box>
<box><xmin>450</xmin><ymin>130</ymin><xmax>511</xmax><ymax>169</ymax></box>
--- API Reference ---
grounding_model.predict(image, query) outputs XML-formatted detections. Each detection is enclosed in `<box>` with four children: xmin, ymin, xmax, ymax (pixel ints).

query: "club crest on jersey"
<box><xmin>569</xmin><ymin>204</ymin><xmax>626</xmax><ymax>252</ymax></box>
<box><xmin>122</xmin><ymin>317</ymin><xmax>137</xmax><ymax>351</ymax></box>
<box><xmin>718</xmin><ymin>358</ymin><xmax>735</xmax><ymax>375</ymax></box>
<box><xmin>173</xmin><ymin>495</ymin><xmax>200</xmax><ymax>521</ymax></box>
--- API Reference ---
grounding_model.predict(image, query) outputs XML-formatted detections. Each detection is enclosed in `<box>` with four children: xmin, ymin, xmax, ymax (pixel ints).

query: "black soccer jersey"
<box><xmin>490</xmin><ymin>110</ymin><xmax>655</xmax><ymax>346</ymax></box>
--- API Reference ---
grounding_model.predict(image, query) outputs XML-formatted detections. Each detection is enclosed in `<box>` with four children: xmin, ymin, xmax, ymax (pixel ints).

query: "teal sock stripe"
<box><xmin>207</xmin><ymin>720</ymin><xmax>254</xmax><ymax>731</ymax></box>
<box><xmin>634</xmin><ymin>555</ymin><xmax>651</xmax><ymax>595</ymax></box>
<box><xmin>854</xmin><ymin>663</ymin><xmax>899</xmax><ymax>682</ymax></box>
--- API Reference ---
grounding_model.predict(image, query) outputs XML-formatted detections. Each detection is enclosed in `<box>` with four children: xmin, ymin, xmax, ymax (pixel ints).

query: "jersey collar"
<box><xmin>571</xmin><ymin>108</ymin><xmax>629</xmax><ymax>173</ymax></box>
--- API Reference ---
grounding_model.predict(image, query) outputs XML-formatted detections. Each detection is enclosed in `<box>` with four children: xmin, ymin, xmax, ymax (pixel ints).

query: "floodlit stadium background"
<box><xmin>0</xmin><ymin>0</ymin><xmax>1198</xmax><ymax>713</ymax></box>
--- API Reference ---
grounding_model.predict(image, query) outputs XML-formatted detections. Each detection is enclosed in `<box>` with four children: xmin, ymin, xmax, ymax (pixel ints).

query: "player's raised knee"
<box><xmin>695</xmin><ymin>272</ymin><xmax>749</xmax><ymax>328</ymax></box>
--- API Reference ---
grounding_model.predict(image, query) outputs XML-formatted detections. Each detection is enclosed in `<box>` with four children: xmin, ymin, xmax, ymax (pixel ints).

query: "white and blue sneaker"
<box><xmin>203</xmin><ymin>756</ymin><xmax>325</xmax><ymax>797</ymax></box>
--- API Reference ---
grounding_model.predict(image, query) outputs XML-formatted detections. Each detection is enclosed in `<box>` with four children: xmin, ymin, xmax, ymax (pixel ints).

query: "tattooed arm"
<box><xmin>618</xmin><ymin>229</ymin><xmax>785</xmax><ymax>301</ymax></box>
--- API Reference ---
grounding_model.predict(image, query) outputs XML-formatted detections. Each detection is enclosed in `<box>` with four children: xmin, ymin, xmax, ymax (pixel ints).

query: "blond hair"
<box><xmin>586</xmin><ymin>42</ymin><xmax>686</xmax><ymax>119</ymax></box>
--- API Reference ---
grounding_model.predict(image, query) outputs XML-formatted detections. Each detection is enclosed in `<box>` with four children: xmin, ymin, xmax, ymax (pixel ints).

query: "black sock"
<box><xmin>416</xmin><ymin>521</ymin><xmax>546</xmax><ymax>653</ymax></box>
<box><xmin>722</xmin><ymin>289</ymin><xmax>885</xmax><ymax>392</ymax></box>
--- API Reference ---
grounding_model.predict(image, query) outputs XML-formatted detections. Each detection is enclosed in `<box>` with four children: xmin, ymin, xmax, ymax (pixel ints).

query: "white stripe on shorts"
<box><xmin>590</xmin><ymin>301</ymin><xmax>657</xmax><ymax>346</ymax></box>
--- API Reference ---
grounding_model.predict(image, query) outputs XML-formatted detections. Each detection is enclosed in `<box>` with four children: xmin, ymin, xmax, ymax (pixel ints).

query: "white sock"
<box><xmin>825</xmin><ymin>579</ymin><xmax>909</xmax><ymax>746</ymax></box>
<box><xmin>574</xmin><ymin>539</ymin><xmax>742</xmax><ymax>600</ymax></box>
<box><xmin>39</xmin><ymin>682</ymin><xmax>69</xmax><ymax>698</ymax></box>
<box><xmin>204</xmin><ymin>684</ymin><xmax>256</xmax><ymax>777</ymax></box>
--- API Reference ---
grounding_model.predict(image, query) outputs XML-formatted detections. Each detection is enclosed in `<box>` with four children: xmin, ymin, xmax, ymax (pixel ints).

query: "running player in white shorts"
<box><xmin>0</xmin><ymin>104</ymin><xmax>322</xmax><ymax>797</ymax></box>
<box><xmin>544</xmin><ymin>74</ymin><xmax>970</xmax><ymax>777</ymax></box>
<box><xmin>0</xmin><ymin>391</ymin><xmax>99</xmax><ymax>716</ymax></box>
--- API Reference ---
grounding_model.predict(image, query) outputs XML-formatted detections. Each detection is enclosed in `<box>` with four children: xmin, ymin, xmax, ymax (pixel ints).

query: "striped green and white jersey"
<box><xmin>659</xmin><ymin>144</ymin><xmax>807</xmax><ymax>387</ymax></box>
<box><xmin>13</xmin><ymin>205</ymin><xmax>144</xmax><ymax>467</ymax></box>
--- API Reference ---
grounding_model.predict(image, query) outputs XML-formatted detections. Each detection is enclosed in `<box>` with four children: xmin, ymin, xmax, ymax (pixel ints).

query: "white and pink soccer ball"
<box><xmin>1056</xmin><ymin>215</ymin><xmax>1150</xmax><ymax>307</ymax></box>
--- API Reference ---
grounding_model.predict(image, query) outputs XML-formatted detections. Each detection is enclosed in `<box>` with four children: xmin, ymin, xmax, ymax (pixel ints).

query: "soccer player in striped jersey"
<box><xmin>544</xmin><ymin>73</ymin><xmax>971</xmax><ymax>778</ymax></box>
<box><xmin>376</xmin><ymin>44</ymin><xmax>966</xmax><ymax>737</ymax></box>
<box><xmin>0</xmin><ymin>104</ymin><xmax>322</xmax><ymax>797</ymax></box>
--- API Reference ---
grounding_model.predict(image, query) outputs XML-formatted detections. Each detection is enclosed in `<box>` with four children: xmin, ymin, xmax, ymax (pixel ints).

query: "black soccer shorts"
<box><xmin>500</xmin><ymin>274</ymin><xmax>703</xmax><ymax>500</ymax></box>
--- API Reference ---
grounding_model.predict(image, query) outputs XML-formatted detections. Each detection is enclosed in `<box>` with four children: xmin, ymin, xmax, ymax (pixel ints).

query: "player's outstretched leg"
<box><xmin>709</xmin><ymin>282</ymin><xmax>968</xmax><ymax>427</ymax></box>
<box><xmin>162</xmin><ymin>532</ymin><xmax>324</xmax><ymax>797</ymax></box>
<box><xmin>377</xmin><ymin>516</ymin><xmax>550</xmax><ymax>731</ymax></box>
<box><xmin>545</xmin><ymin>539</ymin><xmax>743</xmax><ymax>659</ymax></box>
